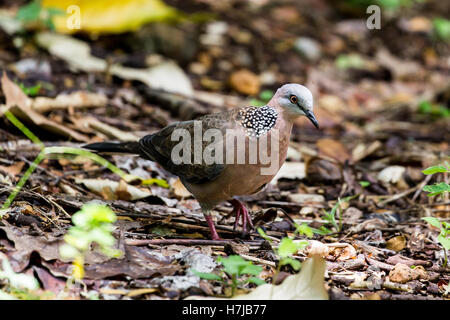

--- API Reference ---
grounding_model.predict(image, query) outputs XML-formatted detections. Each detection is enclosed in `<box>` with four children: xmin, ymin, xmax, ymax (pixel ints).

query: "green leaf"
<box><xmin>217</xmin><ymin>255</ymin><xmax>262</xmax><ymax>277</ymax></box>
<box><xmin>246</xmin><ymin>277</ymin><xmax>266</xmax><ymax>286</ymax></box>
<box><xmin>422</xmin><ymin>217</ymin><xmax>442</xmax><ymax>229</ymax></box>
<box><xmin>359</xmin><ymin>181</ymin><xmax>370</xmax><ymax>188</ymax></box>
<box><xmin>240</xmin><ymin>263</ymin><xmax>263</xmax><ymax>276</ymax></box>
<box><xmin>437</xmin><ymin>234</ymin><xmax>450</xmax><ymax>251</ymax></box>
<box><xmin>336</xmin><ymin>54</ymin><xmax>365</xmax><ymax>70</ymax></box>
<box><xmin>423</xmin><ymin>182</ymin><xmax>450</xmax><ymax>196</ymax></box>
<box><xmin>249</xmin><ymin>98</ymin><xmax>266</xmax><ymax>107</ymax></box>
<box><xmin>191</xmin><ymin>269</ymin><xmax>222</xmax><ymax>281</ymax></box>
<box><xmin>259</xmin><ymin>90</ymin><xmax>274</xmax><ymax>102</ymax></box>
<box><xmin>18</xmin><ymin>82</ymin><xmax>41</xmax><ymax>97</ymax></box>
<box><xmin>280</xmin><ymin>257</ymin><xmax>302</xmax><ymax>271</ymax></box>
<box><xmin>422</xmin><ymin>165</ymin><xmax>449</xmax><ymax>175</ymax></box>
<box><xmin>433</xmin><ymin>17</ymin><xmax>450</xmax><ymax>41</ymax></box>
<box><xmin>256</xmin><ymin>227</ymin><xmax>272</xmax><ymax>242</ymax></box>
<box><xmin>16</xmin><ymin>0</ymin><xmax>41</xmax><ymax>23</ymax></box>
<box><xmin>295</xmin><ymin>223</ymin><xmax>314</xmax><ymax>238</ymax></box>
<box><xmin>278</xmin><ymin>238</ymin><xmax>307</xmax><ymax>259</ymax></box>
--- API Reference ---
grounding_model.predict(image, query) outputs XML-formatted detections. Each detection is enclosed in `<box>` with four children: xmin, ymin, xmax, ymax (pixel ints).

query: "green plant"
<box><xmin>321</xmin><ymin>195</ymin><xmax>357</xmax><ymax>233</ymax></box>
<box><xmin>422</xmin><ymin>217</ymin><xmax>450</xmax><ymax>267</ymax></box>
<box><xmin>16</xmin><ymin>0</ymin><xmax>64</xmax><ymax>31</ymax></box>
<box><xmin>192</xmin><ymin>255</ymin><xmax>265</xmax><ymax>297</ymax></box>
<box><xmin>17</xmin><ymin>82</ymin><xmax>42</xmax><ymax>97</ymax></box>
<box><xmin>59</xmin><ymin>203</ymin><xmax>123</xmax><ymax>280</ymax></box>
<box><xmin>433</xmin><ymin>18</ymin><xmax>450</xmax><ymax>42</ymax></box>
<box><xmin>257</xmin><ymin>228</ymin><xmax>308</xmax><ymax>283</ymax></box>
<box><xmin>418</xmin><ymin>101</ymin><xmax>450</xmax><ymax>119</ymax></box>
<box><xmin>422</xmin><ymin>162</ymin><xmax>450</xmax><ymax>198</ymax></box>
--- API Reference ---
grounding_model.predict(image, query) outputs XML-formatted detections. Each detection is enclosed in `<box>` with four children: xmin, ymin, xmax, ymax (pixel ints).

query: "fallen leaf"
<box><xmin>306</xmin><ymin>157</ymin><xmax>342</xmax><ymax>182</ymax></box>
<box><xmin>316</xmin><ymin>138</ymin><xmax>351</xmax><ymax>164</ymax></box>
<box><xmin>1</xmin><ymin>73</ymin><xmax>89</xmax><ymax>141</ymax></box>
<box><xmin>0</xmin><ymin>161</ymin><xmax>24</xmax><ymax>176</ymax></box>
<box><xmin>77</xmin><ymin>116</ymin><xmax>139</xmax><ymax>141</ymax></box>
<box><xmin>76</xmin><ymin>178</ymin><xmax>152</xmax><ymax>201</ymax></box>
<box><xmin>270</xmin><ymin>162</ymin><xmax>306</xmax><ymax>184</ymax></box>
<box><xmin>36</xmin><ymin>33</ymin><xmax>193</xmax><ymax>96</ymax></box>
<box><xmin>42</xmin><ymin>0</ymin><xmax>178</xmax><ymax>34</ymax></box>
<box><xmin>389</xmin><ymin>263</ymin><xmax>428</xmax><ymax>283</ymax></box>
<box><xmin>386</xmin><ymin>235</ymin><xmax>407</xmax><ymax>252</ymax></box>
<box><xmin>32</xmin><ymin>91</ymin><xmax>107</xmax><ymax>113</ymax></box>
<box><xmin>229</xmin><ymin>69</ymin><xmax>260</xmax><ymax>96</ymax></box>
<box><xmin>171</xmin><ymin>178</ymin><xmax>192</xmax><ymax>199</ymax></box>
<box><xmin>234</xmin><ymin>256</ymin><xmax>328</xmax><ymax>300</ymax></box>
<box><xmin>328</xmin><ymin>244</ymin><xmax>357</xmax><ymax>261</ymax></box>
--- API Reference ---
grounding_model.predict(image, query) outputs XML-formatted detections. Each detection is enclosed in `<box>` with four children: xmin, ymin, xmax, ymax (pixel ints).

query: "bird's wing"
<box><xmin>138</xmin><ymin>110</ymin><xmax>236</xmax><ymax>184</ymax></box>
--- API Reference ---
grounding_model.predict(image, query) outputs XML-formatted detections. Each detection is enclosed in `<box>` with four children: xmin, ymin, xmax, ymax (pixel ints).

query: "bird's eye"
<box><xmin>290</xmin><ymin>95</ymin><xmax>298</xmax><ymax>104</ymax></box>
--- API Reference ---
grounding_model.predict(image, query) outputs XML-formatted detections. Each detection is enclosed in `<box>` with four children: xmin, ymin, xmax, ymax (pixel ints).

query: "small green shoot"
<box><xmin>336</xmin><ymin>54</ymin><xmax>365</xmax><ymax>70</ymax></box>
<box><xmin>192</xmin><ymin>255</ymin><xmax>265</xmax><ymax>297</ymax></box>
<box><xmin>321</xmin><ymin>195</ymin><xmax>357</xmax><ymax>233</ymax></box>
<box><xmin>422</xmin><ymin>161</ymin><xmax>450</xmax><ymax>198</ymax></box>
<box><xmin>422</xmin><ymin>217</ymin><xmax>450</xmax><ymax>267</ymax></box>
<box><xmin>257</xmin><ymin>228</ymin><xmax>307</xmax><ymax>284</ymax></box>
<box><xmin>418</xmin><ymin>101</ymin><xmax>450</xmax><ymax>119</ymax></box>
<box><xmin>17</xmin><ymin>82</ymin><xmax>42</xmax><ymax>97</ymax></box>
<box><xmin>59</xmin><ymin>203</ymin><xmax>123</xmax><ymax>280</ymax></box>
<box><xmin>4</xmin><ymin>110</ymin><xmax>44</xmax><ymax>147</ymax></box>
<box><xmin>359</xmin><ymin>181</ymin><xmax>370</xmax><ymax>188</ymax></box>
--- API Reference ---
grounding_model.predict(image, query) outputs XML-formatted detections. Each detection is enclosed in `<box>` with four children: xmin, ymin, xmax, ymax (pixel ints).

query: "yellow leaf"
<box><xmin>42</xmin><ymin>0</ymin><xmax>179</xmax><ymax>34</ymax></box>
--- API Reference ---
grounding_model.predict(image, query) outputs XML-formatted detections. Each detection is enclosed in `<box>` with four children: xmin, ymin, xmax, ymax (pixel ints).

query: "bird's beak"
<box><xmin>305</xmin><ymin>109</ymin><xmax>319</xmax><ymax>129</ymax></box>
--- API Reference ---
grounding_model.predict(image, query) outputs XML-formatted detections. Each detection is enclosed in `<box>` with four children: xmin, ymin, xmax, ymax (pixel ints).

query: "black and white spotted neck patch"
<box><xmin>236</xmin><ymin>106</ymin><xmax>278</xmax><ymax>137</ymax></box>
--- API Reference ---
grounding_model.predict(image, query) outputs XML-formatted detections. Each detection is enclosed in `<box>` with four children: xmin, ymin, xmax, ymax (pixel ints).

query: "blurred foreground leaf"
<box><xmin>42</xmin><ymin>0</ymin><xmax>180</xmax><ymax>34</ymax></box>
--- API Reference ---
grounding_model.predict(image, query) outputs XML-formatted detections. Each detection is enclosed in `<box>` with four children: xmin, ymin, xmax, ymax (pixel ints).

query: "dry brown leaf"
<box><xmin>316</xmin><ymin>138</ymin><xmax>351</xmax><ymax>164</ymax></box>
<box><xmin>1</xmin><ymin>73</ymin><xmax>89</xmax><ymax>141</ymax></box>
<box><xmin>389</xmin><ymin>263</ymin><xmax>428</xmax><ymax>283</ymax></box>
<box><xmin>328</xmin><ymin>244</ymin><xmax>357</xmax><ymax>261</ymax></box>
<box><xmin>31</xmin><ymin>91</ymin><xmax>107</xmax><ymax>113</ymax></box>
<box><xmin>0</xmin><ymin>161</ymin><xmax>24</xmax><ymax>176</ymax></box>
<box><xmin>79</xmin><ymin>116</ymin><xmax>139</xmax><ymax>141</ymax></box>
<box><xmin>386</xmin><ymin>235</ymin><xmax>407</xmax><ymax>252</ymax></box>
<box><xmin>76</xmin><ymin>178</ymin><xmax>151</xmax><ymax>200</ymax></box>
<box><xmin>229</xmin><ymin>69</ymin><xmax>260</xmax><ymax>96</ymax></box>
<box><xmin>171</xmin><ymin>178</ymin><xmax>192</xmax><ymax>198</ymax></box>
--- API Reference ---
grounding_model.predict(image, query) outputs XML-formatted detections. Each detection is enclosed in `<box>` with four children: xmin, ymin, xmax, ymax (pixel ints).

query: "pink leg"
<box><xmin>230</xmin><ymin>199</ymin><xmax>254</xmax><ymax>233</ymax></box>
<box><xmin>204</xmin><ymin>215</ymin><xmax>221</xmax><ymax>240</ymax></box>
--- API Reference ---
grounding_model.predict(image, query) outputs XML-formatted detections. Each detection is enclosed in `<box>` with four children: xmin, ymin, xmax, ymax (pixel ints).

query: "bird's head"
<box><xmin>271</xmin><ymin>83</ymin><xmax>318</xmax><ymax>129</ymax></box>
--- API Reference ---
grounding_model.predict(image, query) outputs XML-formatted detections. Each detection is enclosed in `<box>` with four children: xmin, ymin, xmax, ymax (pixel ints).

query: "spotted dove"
<box><xmin>84</xmin><ymin>84</ymin><xmax>318</xmax><ymax>240</ymax></box>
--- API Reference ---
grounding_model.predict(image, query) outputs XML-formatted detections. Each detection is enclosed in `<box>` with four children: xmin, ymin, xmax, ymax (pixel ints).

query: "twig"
<box><xmin>239</xmin><ymin>254</ymin><xmax>276</xmax><ymax>267</ymax></box>
<box><xmin>125</xmin><ymin>238</ymin><xmax>264</xmax><ymax>246</ymax></box>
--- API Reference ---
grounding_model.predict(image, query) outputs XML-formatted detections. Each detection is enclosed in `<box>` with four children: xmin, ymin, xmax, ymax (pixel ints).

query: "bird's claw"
<box><xmin>230</xmin><ymin>200</ymin><xmax>254</xmax><ymax>234</ymax></box>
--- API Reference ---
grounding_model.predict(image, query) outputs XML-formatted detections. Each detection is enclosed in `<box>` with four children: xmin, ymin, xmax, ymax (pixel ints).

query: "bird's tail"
<box><xmin>83</xmin><ymin>141</ymin><xmax>140</xmax><ymax>154</ymax></box>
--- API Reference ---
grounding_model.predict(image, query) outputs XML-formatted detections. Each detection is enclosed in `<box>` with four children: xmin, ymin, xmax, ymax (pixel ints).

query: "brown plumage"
<box><xmin>84</xmin><ymin>84</ymin><xmax>318</xmax><ymax>239</ymax></box>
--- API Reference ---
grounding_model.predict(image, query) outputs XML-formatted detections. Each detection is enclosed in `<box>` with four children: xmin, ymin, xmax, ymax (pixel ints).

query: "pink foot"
<box><xmin>204</xmin><ymin>215</ymin><xmax>221</xmax><ymax>240</ymax></box>
<box><xmin>230</xmin><ymin>199</ymin><xmax>254</xmax><ymax>234</ymax></box>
